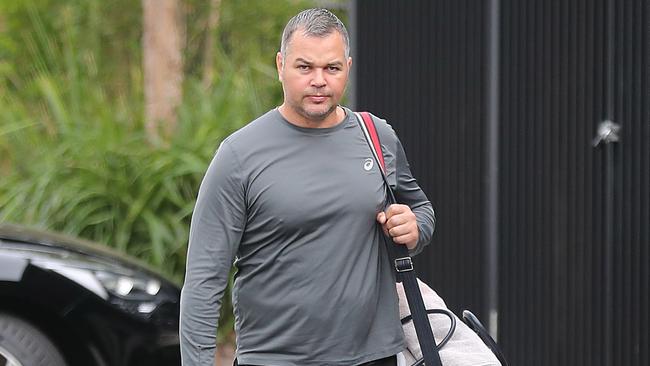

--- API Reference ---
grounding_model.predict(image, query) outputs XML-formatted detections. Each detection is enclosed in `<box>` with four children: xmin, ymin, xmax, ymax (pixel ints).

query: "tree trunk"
<box><xmin>142</xmin><ymin>0</ymin><xmax>183</xmax><ymax>143</ymax></box>
<box><xmin>202</xmin><ymin>0</ymin><xmax>223</xmax><ymax>88</ymax></box>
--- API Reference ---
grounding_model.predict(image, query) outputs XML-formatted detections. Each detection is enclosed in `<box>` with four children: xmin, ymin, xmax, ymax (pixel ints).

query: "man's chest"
<box><xmin>243</xmin><ymin>135</ymin><xmax>387</xmax><ymax>231</ymax></box>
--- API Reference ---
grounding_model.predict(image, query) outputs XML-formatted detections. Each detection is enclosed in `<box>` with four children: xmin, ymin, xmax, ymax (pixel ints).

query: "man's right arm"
<box><xmin>180</xmin><ymin>141</ymin><xmax>246</xmax><ymax>366</ymax></box>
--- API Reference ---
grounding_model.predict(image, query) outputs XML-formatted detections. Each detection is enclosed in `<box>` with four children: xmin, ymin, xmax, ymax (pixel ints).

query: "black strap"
<box><xmin>355</xmin><ymin>112</ymin><xmax>443</xmax><ymax>366</ymax></box>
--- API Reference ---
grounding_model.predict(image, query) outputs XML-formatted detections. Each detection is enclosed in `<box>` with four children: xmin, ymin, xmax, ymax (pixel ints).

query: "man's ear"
<box><xmin>276</xmin><ymin>52</ymin><xmax>284</xmax><ymax>82</ymax></box>
<box><xmin>347</xmin><ymin>57</ymin><xmax>352</xmax><ymax>76</ymax></box>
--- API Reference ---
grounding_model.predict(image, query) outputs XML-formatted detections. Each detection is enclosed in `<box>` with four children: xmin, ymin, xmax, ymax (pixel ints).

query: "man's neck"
<box><xmin>277</xmin><ymin>105</ymin><xmax>346</xmax><ymax>129</ymax></box>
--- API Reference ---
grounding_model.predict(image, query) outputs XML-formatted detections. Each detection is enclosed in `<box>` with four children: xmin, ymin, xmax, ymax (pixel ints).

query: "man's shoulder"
<box><xmin>354</xmin><ymin>110</ymin><xmax>398</xmax><ymax>144</ymax></box>
<box><xmin>222</xmin><ymin>109</ymin><xmax>282</xmax><ymax>148</ymax></box>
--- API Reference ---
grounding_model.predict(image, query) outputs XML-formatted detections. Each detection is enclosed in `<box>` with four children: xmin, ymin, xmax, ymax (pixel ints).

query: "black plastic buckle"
<box><xmin>394</xmin><ymin>257</ymin><xmax>414</xmax><ymax>272</ymax></box>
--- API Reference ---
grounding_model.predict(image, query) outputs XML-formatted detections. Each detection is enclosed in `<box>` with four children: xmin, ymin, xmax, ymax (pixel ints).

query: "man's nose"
<box><xmin>311</xmin><ymin>69</ymin><xmax>326</xmax><ymax>88</ymax></box>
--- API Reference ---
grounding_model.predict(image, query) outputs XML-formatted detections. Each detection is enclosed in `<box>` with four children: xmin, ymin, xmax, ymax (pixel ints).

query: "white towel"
<box><xmin>396</xmin><ymin>279</ymin><xmax>502</xmax><ymax>366</ymax></box>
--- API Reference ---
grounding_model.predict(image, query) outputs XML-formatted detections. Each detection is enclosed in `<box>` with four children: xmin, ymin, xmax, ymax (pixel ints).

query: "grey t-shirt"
<box><xmin>180</xmin><ymin>107</ymin><xmax>435</xmax><ymax>366</ymax></box>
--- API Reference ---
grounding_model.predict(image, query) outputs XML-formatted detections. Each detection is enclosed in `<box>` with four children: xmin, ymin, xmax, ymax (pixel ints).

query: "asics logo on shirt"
<box><xmin>363</xmin><ymin>158</ymin><xmax>374</xmax><ymax>171</ymax></box>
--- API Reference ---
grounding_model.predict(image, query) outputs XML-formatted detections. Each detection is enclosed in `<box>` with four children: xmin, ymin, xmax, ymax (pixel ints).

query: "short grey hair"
<box><xmin>280</xmin><ymin>8</ymin><xmax>350</xmax><ymax>60</ymax></box>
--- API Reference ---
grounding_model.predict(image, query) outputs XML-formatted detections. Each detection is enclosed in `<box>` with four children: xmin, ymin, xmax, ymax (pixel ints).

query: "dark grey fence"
<box><xmin>352</xmin><ymin>1</ymin><xmax>649</xmax><ymax>365</ymax></box>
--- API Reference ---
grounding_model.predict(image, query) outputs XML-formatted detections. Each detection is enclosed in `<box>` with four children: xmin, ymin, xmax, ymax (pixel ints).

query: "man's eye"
<box><xmin>328</xmin><ymin>66</ymin><xmax>341</xmax><ymax>72</ymax></box>
<box><xmin>298</xmin><ymin>65</ymin><xmax>310</xmax><ymax>70</ymax></box>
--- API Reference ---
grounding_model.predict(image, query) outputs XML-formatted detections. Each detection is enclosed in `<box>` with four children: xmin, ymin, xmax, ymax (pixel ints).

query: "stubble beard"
<box><xmin>293</xmin><ymin>99</ymin><xmax>337</xmax><ymax>122</ymax></box>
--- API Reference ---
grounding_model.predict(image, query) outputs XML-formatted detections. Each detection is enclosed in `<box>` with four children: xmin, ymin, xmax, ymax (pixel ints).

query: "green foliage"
<box><xmin>0</xmin><ymin>0</ymin><xmax>344</xmax><ymax>341</ymax></box>
<box><xmin>0</xmin><ymin>61</ymin><xmax>250</xmax><ymax>284</ymax></box>
<box><xmin>184</xmin><ymin>0</ymin><xmax>315</xmax><ymax>107</ymax></box>
<box><xmin>0</xmin><ymin>0</ymin><xmax>142</xmax><ymax>100</ymax></box>
<box><xmin>0</xmin><ymin>0</ymin><xmax>313</xmax><ymax>271</ymax></box>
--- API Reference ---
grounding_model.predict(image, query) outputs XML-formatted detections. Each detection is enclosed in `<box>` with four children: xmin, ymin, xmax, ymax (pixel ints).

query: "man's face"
<box><xmin>276</xmin><ymin>29</ymin><xmax>352</xmax><ymax>127</ymax></box>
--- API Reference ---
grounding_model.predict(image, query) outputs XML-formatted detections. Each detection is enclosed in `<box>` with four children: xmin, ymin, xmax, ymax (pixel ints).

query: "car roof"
<box><xmin>0</xmin><ymin>222</ymin><xmax>179</xmax><ymax>285</ymax></box>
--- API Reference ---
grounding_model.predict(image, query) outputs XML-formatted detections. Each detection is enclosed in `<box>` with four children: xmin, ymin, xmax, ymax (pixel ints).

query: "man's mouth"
<box><xmin>306</xmin><ymin>95</ymin><xmax>329</xmax><ymax>103</ymax></box>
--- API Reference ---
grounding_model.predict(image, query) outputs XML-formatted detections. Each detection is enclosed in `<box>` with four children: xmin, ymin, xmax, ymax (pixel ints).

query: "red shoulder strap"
<box><xmin>359</xmin><ymin>112</ymin><xmax>386</xmax><ymax>171</ymax></box>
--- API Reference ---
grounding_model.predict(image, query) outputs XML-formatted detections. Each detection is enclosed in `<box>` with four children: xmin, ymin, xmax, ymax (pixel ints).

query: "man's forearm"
<box><xmin>410</xmin><ymin>203</ymin><xmax>435</xmax><ymax>256</ymax></box>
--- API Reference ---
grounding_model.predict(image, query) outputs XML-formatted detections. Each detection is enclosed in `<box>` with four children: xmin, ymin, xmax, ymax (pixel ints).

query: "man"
<box><xmin>180</xmin><ymin>8</ymin><xmax>435</xmax><ymax>366</ymax></box>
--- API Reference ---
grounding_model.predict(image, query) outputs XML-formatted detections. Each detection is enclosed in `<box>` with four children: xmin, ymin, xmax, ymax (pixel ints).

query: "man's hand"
<box><xmin>376</xmin><ymin>204</ymin><xmax>419</xmax><ymax>250</ymax></box>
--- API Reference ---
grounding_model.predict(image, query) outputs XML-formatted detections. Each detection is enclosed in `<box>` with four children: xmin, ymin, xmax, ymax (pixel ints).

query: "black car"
<box><xmin>0</xmin><ymin>223</ymin><xmax>181</xmax><ymax>366</ymax></box>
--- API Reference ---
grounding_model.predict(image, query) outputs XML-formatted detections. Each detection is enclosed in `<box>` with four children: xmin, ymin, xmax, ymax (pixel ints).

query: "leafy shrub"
<box><xmin>0</xmin><ymin>0</ymin><xmax>317</xmax><ymax>340</ymax></box>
